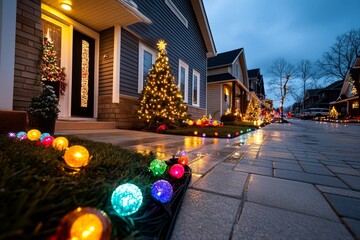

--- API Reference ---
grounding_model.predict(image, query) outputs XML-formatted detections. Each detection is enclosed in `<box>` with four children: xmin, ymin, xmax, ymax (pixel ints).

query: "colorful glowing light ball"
<box><xmin>227</xmin><ymin>133</ymin><xmax>231</xmax><ymax>138</ymax></box>
<box><xmin>177</xmin><ymin>150</ymin><xmax>187</xmax><ymax>157</ymax></box>
<box><xmin>169</xmin><ymin>164</ymin><xmax>185</xmax><ymax>179</ymax></box>
<box><xmin>40</xmin><ymin>132</ymin><xmax>50</xmax><ymax>142</ymax></box>
<box><xmin>42</xmin><ymin>136</ymin><xmax>54</xmax><ymax>147</ymax></box>
<box><xmin>152</xmin><ymin>180</ymin><xmax>173</xmax><ymax>203</ymax></box>
<box><xmin>178</xmin><ymin>155</ymin><xmax>189</xmax><ymax>166</ymax></box>
<box><xmin>7</xmin><ymin>132</ymin><xmax>16</xmax><ymax>139</ymax></box>
<box><xmin>56</xmin><ymin>207</ymin><xmax>112</xmax><ymax>240</ymax></box>
<box><xmin>194</xmin><ymin>131</ymin><xmax>198</xmax><ymax>136</ymax></box>
<box><xmin>111</xmin><ymin>183</ymin><xmax>143</xmax><ymax>216</ymax></box>
<box><xmin>149</xmin><ymin>158</ymin><xmax>167</xmax><ymax>176</ymax></box>
<box><xmin>214</xmin><ymin>132</ymin><xmax>219</xmax><ymax>137</ymax></box>
<box><xmin>17</xmin><ymin>131</ymin><xmax>27</xmax><ymax>139</ymax></box>
<box><xmin>52</xmin><ymin>136</ymin><xmax>69</xmax><ymax>151</ymax></box>
<box><xmin>27</xmin><ymin>129</ymin><xmax>41</xmax><ymax>141</ymax></box>
<box><xmin>63</xmin><ymin>145</ymin><xmax>90</xmax><ymax>168</ymax></box>
<box><xmin>202</xmin><ymin>133</ymin><xmax>206</xmax><ymax>137</ymax></box>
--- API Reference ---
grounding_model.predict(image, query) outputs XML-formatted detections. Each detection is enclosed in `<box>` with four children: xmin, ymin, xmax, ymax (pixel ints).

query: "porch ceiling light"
<box><xmin>61</xmin><ymin>2</ymin><xmax>72</xmax><ymax>11</ymax></box>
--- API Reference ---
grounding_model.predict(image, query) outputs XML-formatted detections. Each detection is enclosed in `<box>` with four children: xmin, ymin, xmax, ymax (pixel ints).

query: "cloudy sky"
<box><xmin>203</xmin><ymin>0</ymin><xmax>360</xmax><ymax>107</ymax></box>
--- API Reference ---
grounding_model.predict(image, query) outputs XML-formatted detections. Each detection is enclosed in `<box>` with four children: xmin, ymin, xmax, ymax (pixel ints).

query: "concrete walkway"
<box><xmin>57</xmin><ymin>120</ymin><xmax>360</xmax><ymax>239</ymax></box>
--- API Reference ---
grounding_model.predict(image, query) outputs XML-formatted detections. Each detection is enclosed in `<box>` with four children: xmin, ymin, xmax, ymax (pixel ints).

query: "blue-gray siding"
<box><xmin>122</xmin><ymin>0</ymin><xmax>208</xmax><ymax>109</ymax></box>
<box><xmin>120</xmin><ymin>29</ymin><xmax>139</xmax><ymax>97</ymax></box>
<box><xmin>99</xmin><ymin>27</ymin><xmax>114</xmax><ymax>96</ymax></box>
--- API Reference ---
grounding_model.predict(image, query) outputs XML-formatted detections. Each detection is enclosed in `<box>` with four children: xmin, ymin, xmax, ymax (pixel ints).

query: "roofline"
<box><xmin>119</xmin><ymin>0</ymin><xmax>152</xmax><ymax>24</ymax></box>
<box><xmin>208</xmin><ymin>79</ymin><xmax>249</xmax><ymax>92</ymax></box>
<box><xmin>231</xmin><ymin>48</ymin><xmax>243</xmax><ymax>65</ymax></box>
<box><xmin>191</xmin><ymin>0</ymin><xmax>217</xmax><ymax>57</ymax></box>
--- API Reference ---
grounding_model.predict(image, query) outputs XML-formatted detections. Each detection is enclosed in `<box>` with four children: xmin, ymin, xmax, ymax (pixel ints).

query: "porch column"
<box><xmin>231</xmin><ymin>81</ymin><xmax>236</xmax><ymax>113</ymax></box>
<box><xmin>0</xmin><ymin>0</ymin><xmax>16</xmax><ymax>110</ymax></box>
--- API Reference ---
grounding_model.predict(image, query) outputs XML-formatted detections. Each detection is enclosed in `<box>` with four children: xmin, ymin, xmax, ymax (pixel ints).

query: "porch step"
<box><xmin>55</xmin><ymin>120</ymin><xmax>117</xmax><ymax>131</ymax></box>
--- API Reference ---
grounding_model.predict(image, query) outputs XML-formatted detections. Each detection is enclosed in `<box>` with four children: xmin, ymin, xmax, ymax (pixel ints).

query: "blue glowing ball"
<box><xmin>40</xmin><ymin>133</ymin><xmax>50</xmax><ymax>142</ymax></box>
<box><xmin>111</xmin><ymin>183</ymin><xmax>143</xmax><ymax>216</ymax></box>
<box><xmin>7</xmin><ymin>132</ymin><xmax>16</xmax><ymax>139</ymax></box>
<box><xmin>17</xmin><ymin>131</ymin><xmax>27</xmax><ymax>139</ymax></box>
<box><xmin>177</xmin><ymin>150</ymin><xmax>187</xmax><ymax>157</ymax></box>
<box><xmin>151</xmin><ymin>180</ymin><xmax>173</xmax><ymax>203</ymax></box>
<box><xmin>202</xmin><ymin>133</ymin><xmax>206</xmax><ymax>137</ymax></box>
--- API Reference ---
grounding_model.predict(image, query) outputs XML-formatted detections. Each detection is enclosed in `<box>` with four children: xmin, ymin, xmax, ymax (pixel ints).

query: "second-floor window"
<box><xmin>178</xmin><ymin>60</ymin><xmax>188</xmax><ymax>103</ymax></box>
<box><xmin>138</xmin><ymin>43</ymin><xmax>156</xmax><ymax>93</ymax></box>
<box><xmin>192</xmin><ymin>70</ymin><xmax>200</xmax><ymax>106</ymax></box>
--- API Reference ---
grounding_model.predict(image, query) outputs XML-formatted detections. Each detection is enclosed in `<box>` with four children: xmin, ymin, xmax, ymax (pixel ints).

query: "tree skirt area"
<box><xmin>0</xmin><ymin>134</ymin><xmax>191</xmax><ymax>239</ymax></box>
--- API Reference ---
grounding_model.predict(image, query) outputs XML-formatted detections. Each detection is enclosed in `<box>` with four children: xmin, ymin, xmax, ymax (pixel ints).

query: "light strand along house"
<box><xmin>0</xmin><ymin>0</ymin><xmax>216</xmax><ymax>130</ymax></box>
<box><xmin>207</xmin><ymin>48</ymin><xmax>260</xmax><ymax>119</ymax></box>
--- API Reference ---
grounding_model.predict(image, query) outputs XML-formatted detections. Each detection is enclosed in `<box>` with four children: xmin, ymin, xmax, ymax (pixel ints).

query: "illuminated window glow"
<box><xmin>81</xmin><ymin>40</ymin><xmax>89</xmax><ymax>107</ymax></box>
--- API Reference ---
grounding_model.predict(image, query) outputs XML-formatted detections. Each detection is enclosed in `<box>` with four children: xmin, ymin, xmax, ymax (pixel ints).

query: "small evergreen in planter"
<box><xmin>27</xmin><ymin>85</ymin><xmax>60</xmax><ymax>134</ymax></box>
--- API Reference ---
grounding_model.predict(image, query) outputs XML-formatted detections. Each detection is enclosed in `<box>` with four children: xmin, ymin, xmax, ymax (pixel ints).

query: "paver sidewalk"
<box><xmin>171</xmin><ymin>120</ymin><xmax>360</xmax><ymax>240</ymax></box>
<box><xmin>58</xmin><ymin>120</ymin><xmax>360</xmax><ymax>239</ymax></box>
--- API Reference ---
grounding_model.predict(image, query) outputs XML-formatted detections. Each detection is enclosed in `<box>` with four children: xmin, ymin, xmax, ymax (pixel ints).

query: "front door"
<box><xmin>71</xmin><ymin>30</ymin><xmax>95</xmax><ymax>117</ymax></box>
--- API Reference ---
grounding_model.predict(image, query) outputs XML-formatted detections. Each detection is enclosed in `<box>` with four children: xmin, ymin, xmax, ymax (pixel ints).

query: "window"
<box><xmin>178</xmin><ymin>60</ymin><xmax>189</xmax><ymax>103</ymax></box>
<box><xmin>138</xmin><ymin>43</ymin><xmax>156</xmax><ymax>93</ymax></box>
<box><xmin>165</xmin><ymin>0</ymin><xmax>188</xmax><ymax>28</ymax></box>
<box><xmin>192</xmin><ymin>70</ymin><xmax>200</xmax><ymax>106</ymax></box>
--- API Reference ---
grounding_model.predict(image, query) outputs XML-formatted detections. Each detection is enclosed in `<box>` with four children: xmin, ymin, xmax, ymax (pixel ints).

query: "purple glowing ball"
<box><xmin>151</xmin><ymin>180</ymin><xmax>173</xmax><ymax>203</ymax></box>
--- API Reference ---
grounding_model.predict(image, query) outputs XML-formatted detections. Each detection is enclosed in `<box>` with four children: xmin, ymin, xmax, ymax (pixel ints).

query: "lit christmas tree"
<box><xmin>244</xmin><ymin>101</ymin><xmax>261</xmax><ymax>122</ymax></box>
<box><xmin>137</xmin><ymin>40</ymin><xmax>187</xmax><ymax>127</ymax></box>
<box><xmin>39</xmin><ymin>36</ymin><xmax>66</xmax><ymax>95</ymax></box>
<box><xmin>329</xmin><ymin>106</ymin><xmax>339</xmax><ymax>119</ymax></box>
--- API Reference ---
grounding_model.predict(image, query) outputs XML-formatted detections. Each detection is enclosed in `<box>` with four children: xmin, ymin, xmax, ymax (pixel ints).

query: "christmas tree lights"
<box><xmin>137</xmin><ymin>40</ymin><xmax>187</xmax><ymax>126</ymax></box>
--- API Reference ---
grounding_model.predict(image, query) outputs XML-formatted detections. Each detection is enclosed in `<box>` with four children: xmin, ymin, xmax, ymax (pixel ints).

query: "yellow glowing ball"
<box><xmin>56</xmin><ymin>207</ymin><xmax>112</xmax><ymax>240</ymax></box>
<box><xmin>196</xmin><ymin>119</ymin><xmax>202</xmax><ymax>125</ymax></box>
<box><xmin>64</xmin><ymin>145</ymin><xmax>90</xmax><ymax>168</ymax></box>
<box><xmin>212</xmin><ymin>120</ymin><xmax>218</xmax><ymax>126</ymax></box>
<box><xmin>214</xmin><ymin>132</ymin><xmax>219</xmax><ymax>137</ymax></box>
<box><xmin>27</xmin><ymin>129</ymin><xmax>41</xmax><ymax>141</ymax></box>
<box><xmin>52</xmin><ymin>137</ymin><xmax>69</xmax><ymax>151</ymax></box>
<box><xmin>194</xmin><ymin>131</ymin><xmax>198</xmax><ymax>135</ymax></box>
<box><xmin>188</xmin><ymin>120</ymin><xmax>194</xmax><ymax>126</ymax></box>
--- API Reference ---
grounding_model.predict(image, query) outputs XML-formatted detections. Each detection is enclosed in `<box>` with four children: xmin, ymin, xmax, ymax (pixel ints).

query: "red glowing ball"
<box><xmin>42</xmin><ymin>136</ymin><xmax>55</xmax><ymax>147</ymax></box>
<box><xmin>169</xmin><ymin>164</ymin><xmax>185</xmax><ymax>179</ymax></box>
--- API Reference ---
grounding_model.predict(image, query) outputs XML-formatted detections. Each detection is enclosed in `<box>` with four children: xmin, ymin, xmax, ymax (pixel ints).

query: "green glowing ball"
<box><xmin>149</xmin><ymin>158</ymin><xmax>167</xmax><ymax>176</ymax></box>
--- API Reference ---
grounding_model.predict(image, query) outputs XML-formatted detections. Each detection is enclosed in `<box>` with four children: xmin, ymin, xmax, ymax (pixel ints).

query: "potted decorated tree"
<box><xmin>27</xmin><ymin>85</ymin><xmax>60</xmax><ymax>135</ymax></box>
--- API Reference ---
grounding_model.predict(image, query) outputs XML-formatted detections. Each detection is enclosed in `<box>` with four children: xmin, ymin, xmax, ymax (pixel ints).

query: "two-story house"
<box><xmin>330</xmin><ymin>56</ymin><xmax>360</xmax><ymax>117</ymax></box>
<box><xmin>304</xmin><ymin>81</ymin><xmax>343</xmax><ymax>110</ymax></box>
<box><xmin>207</xmin><ymin>48</ymin><xmax>259</xmax><ymax>118</ymax></box>
<box><xmin>247</xmin><ymin>68</ymin><xmax>265</xmax><ymax>101</ymax></box>
<box><xmin>0</xmin><ymin>0</ymin><xmax>216</xmax><ymax>131</ymax></box>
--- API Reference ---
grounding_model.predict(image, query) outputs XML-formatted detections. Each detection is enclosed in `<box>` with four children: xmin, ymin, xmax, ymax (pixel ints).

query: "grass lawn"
<box><xmin>0</xmin><ymin>134</ymin><xmax>189</xmax><ymax>239</ymax></box>
<box><xmin>164</xmin><ymin>124</ymin><xmax>256</xmax><ymax>138</ymax></box>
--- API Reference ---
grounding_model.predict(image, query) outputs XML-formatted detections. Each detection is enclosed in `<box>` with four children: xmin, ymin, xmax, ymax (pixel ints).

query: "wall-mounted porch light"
<box><xmin>61</xmin><ymin>1</ymin><xmax>72</xmax><ymax>11</ymax></box>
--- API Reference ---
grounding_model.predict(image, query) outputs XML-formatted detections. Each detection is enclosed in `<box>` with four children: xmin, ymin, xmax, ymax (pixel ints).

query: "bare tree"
<box><xmin>317</xmin><ymin>28</ymin><xmax>360</xmax><ymax>80</ymax></box>
<box><xmin>296</xmin><ymin>59</ymin><xmax>314</xmax><ymax>112</ymax></box>
<box><xmin>268</xmin><ymin>57</ymin><xmax>297</xmax><ymax>121</ymax></box>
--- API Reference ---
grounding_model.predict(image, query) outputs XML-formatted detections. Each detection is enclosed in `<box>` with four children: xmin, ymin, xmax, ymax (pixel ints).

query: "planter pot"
<box><xmin>28</xmin><ymin>116</ymin><xmax>56</xmax><ymax>135</ymax></box>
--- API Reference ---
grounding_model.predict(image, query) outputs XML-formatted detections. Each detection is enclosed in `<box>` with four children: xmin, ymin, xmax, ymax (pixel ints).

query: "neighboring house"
<box><xmin>304</xmin><ymin>89</ymin><xmax>321</xmax><ymax>109</ymax></box>
<box><xmin>207</xmin><ymin>48</ymin><xmax>258</xmax><ymax>118</ymax></box>
<box><xmin>247</xmin><ymin>68</ymin><xmax>265</xmax><ymax>101</ymax></box>
<box><xmin>330</xmin><ymin>57</ymin><xmax>360</xmax><ymax>117</ymax></box>
<box><xmin>304</xmin><ymin>81</ymin><xmax>343</xmax><ymax>110</ymax></box>
<box><xmin>0</xmin><ymin>0</ymin><xmax>216</xmax><ymax>129</ymax></box>
<box><xmin>314</xmin><ymin>80</ymin><xmax>343</xmax><ymax>109</ymax></box>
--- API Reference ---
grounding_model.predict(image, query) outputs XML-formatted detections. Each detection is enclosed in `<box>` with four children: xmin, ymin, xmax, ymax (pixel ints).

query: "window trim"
<box><xmin>178</xmin><ymin>59</ymin><xmax>189</xmax><ymax>103</ymax></box>
<box><xmin>138</xmin><ymin>42</ymin><xmax>156</xmax><ymax>93</ymax></box>
<box><xmin>192</xmin><ymin>69</ymin><xmax>200</xmax><ymax>107</ymax></box>
<box><xmin>165</xmin><ymin>0</ymin><xmax>188</xmax><ymax>28</ymax></box>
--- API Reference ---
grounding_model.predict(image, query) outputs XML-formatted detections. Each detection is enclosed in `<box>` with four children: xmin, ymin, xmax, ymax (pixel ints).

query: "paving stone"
<box><xmin>171</xmin><ymin>189</ymin><xmax>241</xmax><ymax>240</ymax></box>
<box><xmin>343</xmin><ymin>218</ymin><xmax>360</xmax><ymax>239</ymax></box>
<box><xmin>327</xmin><ymin>166</ymin><xmax>360</xmax><ymax>176</ymax></box>
<box><xmin>301</xmin><ymin>164</ymin><xmax>335</xmax><ymax>176</ymax></box>
<box><xmin>324</xmin><ymin>194</ymin><xmax>360</xmax><ymax>220</ymax></box>
<box><xmin>316</xmin><ymin>185</ymin><xmax>360</xmax><ymax>199</ymax></box>
<box><xmin>232</xmin><ymin>202</ymin><xmax>353</xmax><ymax>240</ymax></box>
<box><xmin>337</xmin><ymin>174</ymin><xmax>360</xmax><ymax>190</ymax></box>
<box><xmin>193</xmin><ymin>165</ymin><xmax>248</xmax><ymax>198</ymax></box>
<box><xmin>238</xmin><ymin>159</ymin><xmax>273</xmax><ymax>168</ymax></box>
<box><xmin>247</xmin><ymin>175</ymin><xmax>339</xmax><ymax>221</ymax></box>
<box><xmin>275</xmin><ymin>169</ymin><xmax>348</xmax><ymax>188</ymax></box>
<box><xmin>234</xmin><ymin>163</ymin><xmax>273</xmax><ymax>176</ymax></box>
<box><xmin>188</xmin><ymin>158</ymin><xmax>219</xmax><ymax>175</ymax></box>
<box><xmin>273</xmin><ymin>162</ymin><xmax>303</xmax><ymax>172</ymax></box>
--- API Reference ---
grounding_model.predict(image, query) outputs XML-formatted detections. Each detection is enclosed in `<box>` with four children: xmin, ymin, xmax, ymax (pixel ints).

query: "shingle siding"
<box><xmin>127</xmin><ymin>0</ymin><xmax>208</xmax><ymax>109</ymax></box>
